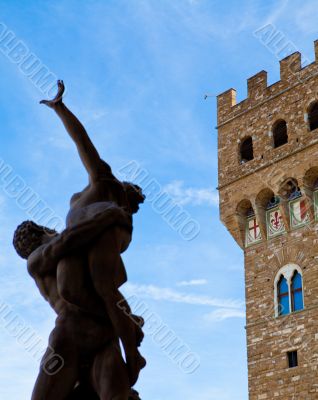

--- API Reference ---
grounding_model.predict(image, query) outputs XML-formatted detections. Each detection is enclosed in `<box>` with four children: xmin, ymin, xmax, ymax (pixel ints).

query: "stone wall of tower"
<box><xmin>245</xmin><ymin>234</ymin><xmax>318</xmax><ymax>399</ymax></box>
<box><xmin>217</xmin><ymin>42</ymin><xmax>318</xmax><ymax>399</ymax></box>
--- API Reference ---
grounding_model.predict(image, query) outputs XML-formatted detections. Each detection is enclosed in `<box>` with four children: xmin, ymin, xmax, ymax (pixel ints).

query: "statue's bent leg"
<box><xmin>31</xmin><ymin>324</ymin><xmax>79</xmax><ymax>400</ymax></box>
<box><xmin>90</xmin><ymin>340</ymin><xmax>130</xmax><ymax>400</ymax></box>
<box><xmin>88</xmin><ymin>230</ymin><xmax>146</xmax><ymax>386</ymax></box>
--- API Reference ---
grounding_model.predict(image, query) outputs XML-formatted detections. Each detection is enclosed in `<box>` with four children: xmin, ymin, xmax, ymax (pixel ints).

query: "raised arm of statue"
<box><xmin>40</xmin><ymin>80</ymin><xmax>111</xmax><ymax>180</ymax></box>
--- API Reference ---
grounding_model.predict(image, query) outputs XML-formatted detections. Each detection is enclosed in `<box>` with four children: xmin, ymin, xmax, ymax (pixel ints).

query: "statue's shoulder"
<box><xmin>27</xmin><ymin>244</ymin><xmax>46</xmax><ymax>276</ymax></box>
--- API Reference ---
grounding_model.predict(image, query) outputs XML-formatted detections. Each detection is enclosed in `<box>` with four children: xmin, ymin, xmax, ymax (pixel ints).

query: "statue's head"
<box><xmin>13</xmin><ymin>220</ymin><xmax>58</xmax><ymax>259</ymax></box>
<box><xmin>123</xmin><ymin>182</ymin><xmax>146</xmax><ymax>214</ymax></box>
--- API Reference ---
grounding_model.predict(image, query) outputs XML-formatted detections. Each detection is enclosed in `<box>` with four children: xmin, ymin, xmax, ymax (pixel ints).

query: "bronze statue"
<box><xmin>13</xmin><ymin>81</ymin><xmax>146</xmax><ymax>399</ymax></box>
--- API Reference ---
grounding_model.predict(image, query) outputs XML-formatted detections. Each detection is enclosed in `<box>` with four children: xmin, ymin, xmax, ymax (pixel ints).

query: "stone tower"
<box><xmin>217</xmin><ymin>42</ymin><xmax>318</xmax><ymax>399</ymax></box>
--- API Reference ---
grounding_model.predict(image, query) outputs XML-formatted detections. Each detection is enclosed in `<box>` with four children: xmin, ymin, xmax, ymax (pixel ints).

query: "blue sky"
<box><xmin>0</xmin><ymin>1</ymin><xmax>317</xmax><ymax>399</ymax></box>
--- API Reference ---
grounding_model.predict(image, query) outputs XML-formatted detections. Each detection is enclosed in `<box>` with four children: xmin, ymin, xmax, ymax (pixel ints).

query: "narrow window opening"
<box><xmin>291</xmin><ymin>271</ymin><xmax>304</xmax><ymax>312</ymax></box>
<box><xmin>278</xmin><ymin>275</ymin><xmax>290</xmax><ymax>316</ymax></box>
<box><xmin>273</xmin><ymin>120</ymin><xmax>288</xmax><ymax>148</ymax></box>
<box><xmin>309</xmin><ymin>102</ymin><xmax>318</xmax><ymax>131</ymax></box>
<box><xmin>240</xmin><ymin>137</ymin><xmax>254</xmax><ymax>163</ymax></box>
<box><xmin>287</xmin><ymin>351</ymin><xmax>298</xmax><ymax>368</ymax></box>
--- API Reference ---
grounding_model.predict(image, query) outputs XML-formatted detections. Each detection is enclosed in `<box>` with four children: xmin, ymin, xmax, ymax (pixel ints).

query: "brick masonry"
<box><xmin>217</xmin><ymin>41</ymin><xmax>318</xmax><ymax>399</ymax></box>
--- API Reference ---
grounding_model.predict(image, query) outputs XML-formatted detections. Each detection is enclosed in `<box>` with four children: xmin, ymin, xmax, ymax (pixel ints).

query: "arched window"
<box><xmin>274</xmin><ymin>264</ymin><xmax>305</xmax><ymax>317</ymax></box>
<box><xmin>291</xmin><ymin>271</ymin><xmax>304</xmax><ymax>312</ymax></box>
<box><xmin>273</xmin><ymin>120</ymin><xmax>288</xmax><ymax>148</ymax></box>
<box><xmin>240</xmin><ymin>137</ymin><xmax>254</xmax><ymax>163</ymax></box>
<box><xmin>278</xmin><ymin>275</ymin><xmax>290</xmax><ymax>316</ymax></box>
<box><xmin>308</xmin><ymin>102</ymin><xmax>318</xmax><ymax>131</ymax></box>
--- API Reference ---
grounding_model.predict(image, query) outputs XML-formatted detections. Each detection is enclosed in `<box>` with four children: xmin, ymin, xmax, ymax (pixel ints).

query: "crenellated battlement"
<box><xmin>217</xmin><ymin>40</ymin><xmax>318</xmax><ymax>126</ymax></box>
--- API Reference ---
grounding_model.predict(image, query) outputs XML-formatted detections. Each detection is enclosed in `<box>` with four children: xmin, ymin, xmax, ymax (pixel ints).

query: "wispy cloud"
<box><xmin>163</xmin><ymin>180</ymin><xmax>218</xmax><ymax>206</ymax></box>
<box><xmin>176</xmin><ymin>279</ymin><xmax>208</xmax><ymax>287</ymax></box>
<box><xmin>263</xmin><ymin>0</ymin><xmax>289</xmax><ymax>26</ymax></box>
<box><xmin>204</xmin><ymin>308</ymin><xmax>245</xmax><ymax>323</ymax></box>
<box><xmin>123</xmin><ymin>282</ymin><xmax>243</xmax><ymax>309</ymax></box>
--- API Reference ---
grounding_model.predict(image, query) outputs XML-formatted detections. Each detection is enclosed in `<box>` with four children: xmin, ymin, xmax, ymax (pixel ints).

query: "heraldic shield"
<box><xmin>267</xmin><ymin>207</ymin><xmax>286</xmax><ymax>238</ymax></box>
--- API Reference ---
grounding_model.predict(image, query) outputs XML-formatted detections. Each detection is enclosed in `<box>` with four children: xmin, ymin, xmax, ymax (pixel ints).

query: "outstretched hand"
<box><xmin>40</xmin><ymin>80</ymin><xmax>65</xmax><ymax>108</ymax></box>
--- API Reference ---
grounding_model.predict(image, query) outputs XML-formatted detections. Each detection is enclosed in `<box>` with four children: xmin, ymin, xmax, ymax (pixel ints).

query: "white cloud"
<box><xmin>204</xmin><ymin>308</ymin><xmax>245</xmax><ymax>323</ymax></box>
<box><xmin>122</xmin><ymin>282</ymin><xmax>243</xmax><ymax>309</ymax></box>
<box><xmin>176</xmin><ymin>279</ymin><xmax>208</xmax><ymax>287</ymax></box>
<box><xmin>163</xmin><ymin>180</ymin><xmax>218</xmax><ymax>207</ymax></box>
